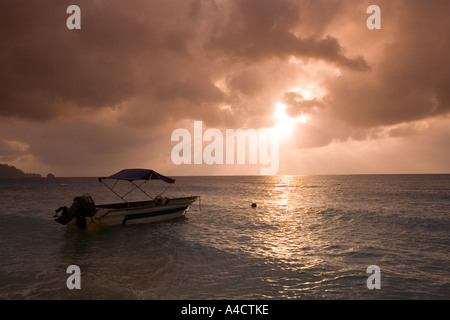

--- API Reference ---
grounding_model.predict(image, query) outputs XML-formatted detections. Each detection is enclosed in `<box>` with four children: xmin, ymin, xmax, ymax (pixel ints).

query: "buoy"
<box><xmin>251</xmin><ymin>203</ymin><xmax>257</xmax><ymax>208</ymax></box>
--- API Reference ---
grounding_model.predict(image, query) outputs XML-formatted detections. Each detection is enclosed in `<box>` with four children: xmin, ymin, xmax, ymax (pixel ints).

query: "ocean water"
<box><xmin>0</xmin><ymin>174</ymin><xmax>449</xmax><ymax>300</ymax></box>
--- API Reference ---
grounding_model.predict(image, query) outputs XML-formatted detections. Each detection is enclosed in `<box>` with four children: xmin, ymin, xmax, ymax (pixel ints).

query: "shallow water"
<box><xmin>1</xmin><ymin>175</ymin><xmax>449</xmax><ymax>299</ymax></box>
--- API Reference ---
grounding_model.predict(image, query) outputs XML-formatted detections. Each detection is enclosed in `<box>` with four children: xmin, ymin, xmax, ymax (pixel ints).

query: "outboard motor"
<box><xmin>55</xmin><ymin>194</ymin><xmax>96</xmax><ymax>229</ymax></box>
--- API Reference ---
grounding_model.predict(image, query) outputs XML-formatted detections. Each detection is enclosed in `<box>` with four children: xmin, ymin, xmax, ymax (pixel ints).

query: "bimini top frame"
<box><xmin>98</xmin><ymin>169</ymin><xmax>176</xmax><ymax>203</ymax></box>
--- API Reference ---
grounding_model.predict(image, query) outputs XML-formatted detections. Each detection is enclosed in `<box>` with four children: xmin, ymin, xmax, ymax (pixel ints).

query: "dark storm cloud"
<box><xmin>0</xmin><ymin>139</ymin><xmax>27</xmax><ymax>161</ymax></box>
<box><xmin>0</xmin><ymin>0</ymin><xmax>371</xmax><ymax>123</ymax></box>
<box><xmin>0</xmin><ymin>1</ymin><xmax>141</xmax><ymax>120</ymax></box>
<box><xmin>3</xmin><ymin>0</ymin><xmax>448</xmax><ymax>129</ymax></box>
<box><xmin>1</xmin><ymin>0</ymin><xmax>450</xmax><ymax>175</ymax></box>
<box><xmin>153</xmin><ymin>77</ymin><xmax>225</xmax><ymax>104</ymax></box>
<box><xmin>0</xmin><ymin>1</ymin><xmax>208</xmax><ymax>121</ymax></box>
<box><xmin>205</xmin><ymin>0</ymin><xmax>369</xmax><ymax>71</ymax></box>
<box><xmin>281</xmin><ymin>92</ymin><xmax>324</xmax><ymax>117</ymax></box>
<box><xmin>0</xmin><ymin>1</ymin><xmax>231</xmax><ymax>130</ymax></box>
<box><xmin>228</xmin><ymin>69</ymin><xmax>265</xmax><ymax>97</ymax></box>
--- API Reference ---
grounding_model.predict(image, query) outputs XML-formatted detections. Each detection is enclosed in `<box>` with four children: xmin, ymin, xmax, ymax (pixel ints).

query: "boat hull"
<box><xmin>66</xmin><ymin>196</ymin><xmax>198</xmax><ymax>230</ymax></box>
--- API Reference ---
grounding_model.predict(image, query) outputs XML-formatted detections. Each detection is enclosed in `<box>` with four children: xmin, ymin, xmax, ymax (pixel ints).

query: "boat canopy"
<box><xmin>98</xmin><ymin>169</ymin><xmax>175</xmax><ymax>184</ymax></box>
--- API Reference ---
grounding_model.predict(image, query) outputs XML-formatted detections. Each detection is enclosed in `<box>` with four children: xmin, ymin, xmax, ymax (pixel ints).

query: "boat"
<box><xmin>54</xmin><ymin>169</ymin><xmax>199</xmax><ymax>230</ymax></box>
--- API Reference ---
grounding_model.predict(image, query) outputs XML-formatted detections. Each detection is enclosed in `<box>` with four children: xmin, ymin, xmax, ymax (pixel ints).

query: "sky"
<box><xmin>1</xmin><ymin>0</ymin><xmax>450</xmax><ymax>177</ymax></box>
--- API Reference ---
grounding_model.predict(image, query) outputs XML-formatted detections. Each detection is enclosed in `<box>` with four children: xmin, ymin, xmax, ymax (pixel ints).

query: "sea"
<box><xmin>0</xmin><ymin>174</ymin><xmax>449</xmax><ymax>303</ymax></box>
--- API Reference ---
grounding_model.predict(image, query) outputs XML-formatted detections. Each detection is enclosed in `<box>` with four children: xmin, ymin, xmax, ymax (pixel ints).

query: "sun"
<box><xmin>272</xmin><ymin>101</ymin><xmax>308</xmax><ymax>138</ymax></box>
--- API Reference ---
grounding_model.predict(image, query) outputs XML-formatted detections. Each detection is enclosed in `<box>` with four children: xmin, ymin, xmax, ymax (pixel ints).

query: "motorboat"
<box><xmin>54</xmin><ymin>169</ymin><xmax>199</xmax><ymax>230</ymax></box>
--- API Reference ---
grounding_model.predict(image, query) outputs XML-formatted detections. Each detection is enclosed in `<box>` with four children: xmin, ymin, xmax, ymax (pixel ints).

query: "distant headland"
<box><xmin>0</xmin><ymin>164</ymin><xmax>55</xmax><ymax>179</ymax></box>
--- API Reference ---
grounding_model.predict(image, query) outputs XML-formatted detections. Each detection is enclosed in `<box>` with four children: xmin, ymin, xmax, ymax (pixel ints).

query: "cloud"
<box><xmin>0</xmin><ymin>0</ymin><xmax>369</xmax><ymax>124</ymax></box>
<box><xmin>323</xmin><ymin>0</ymin><xmax>450</xmax><ymax>127</ymax></box>
<box><xmin>281</xmin><ymin>91</ymin><xmax>325</xmax><ymax>117</ymax></box>
<box><xmin>0</xmin><ymin>1</ymin><xmax>139</xmax><ymax>120</ymax></box>
<box><xmin>205</xmin><ymin>0</ymin><xmax>370</xmax><ymax>71</ymax></box>
<box><xmin>1</xmin><ymin>0</ymin><xmax>449</xmax><ymax>175</ymax></box>
<box><xmin>281</xmin><ymin>117</ymin><xmax>450</xmax><ymax>175</ymax></box>
<box><xmin>0</xmin><ymin>139</ymin><xmax>29</xmax><ymax>161</ymax></box>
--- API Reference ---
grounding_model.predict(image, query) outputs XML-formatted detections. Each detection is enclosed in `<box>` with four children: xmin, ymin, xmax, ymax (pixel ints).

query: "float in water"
<box><xmin>54</xmin><ymin>169</ymin><xmax>199</xmax><ymax>230</ymax></box>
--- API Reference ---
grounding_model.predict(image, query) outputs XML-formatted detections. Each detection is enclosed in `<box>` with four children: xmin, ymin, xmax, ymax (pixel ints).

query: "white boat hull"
<box><xmin>66</xmin><ymin>196</ymin><xmax>198</xmax><ymax>230</ymax></box>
